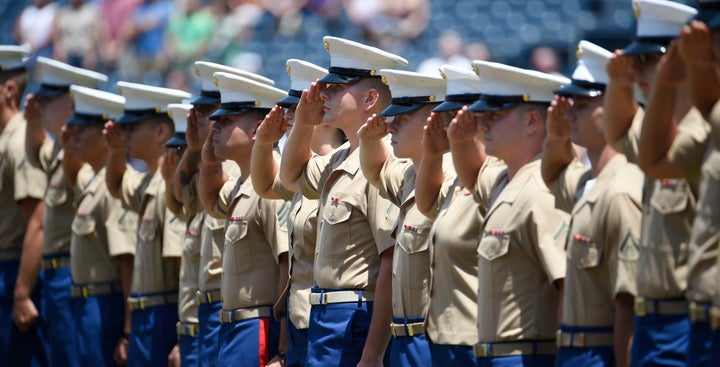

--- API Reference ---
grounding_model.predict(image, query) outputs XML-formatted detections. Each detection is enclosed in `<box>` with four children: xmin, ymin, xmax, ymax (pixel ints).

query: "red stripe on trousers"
<box><xmin>258</xmin><ymin>317</ymin><xmax>269</xmax><ymax>367</ymax></box>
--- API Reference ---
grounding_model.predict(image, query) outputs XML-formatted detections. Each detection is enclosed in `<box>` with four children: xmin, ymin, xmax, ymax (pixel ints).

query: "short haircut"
<box><xmin>359</xmin><ymin>77</ymin><xmax>392</xmax><ymax>109</ymax></box>
<box><xmin>147</xmin><ymin>114</ymin><xmax>175</xmax><ymax>135</ymax></box>
<box><xmin>0</xmin><ymin>70</ymin><xmax>28</xmax><ymax>106</ymax></box>
<box><xmin>518</xmin><ymin>102</ymin><xmax>548</xmax><ymax>122</ymax></box>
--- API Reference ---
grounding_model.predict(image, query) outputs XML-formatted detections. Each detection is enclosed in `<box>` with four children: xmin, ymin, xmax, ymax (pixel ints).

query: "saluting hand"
<box><xmin>256</xmin><ymin>106</ymin><xmax>287</xmax><ymax>145</ymax></box>
<box><xmin>357</xmin><ymin>114</ymin><xmax>388</xmax><ymax>141</ymax></box>
<box><xmin>294</xmin><ymin>82</ymin><xmax>325</xmax><ymax>128</ymax></box>
<box><xmin>606</xmin><ymin>50</ymin><xmax>637</xmax><ymax>87</ymax></box>
<box><xmin>23</xmin><ymin>93</ymin><xmax>42</xmax><ymax>127</ymax></box>
<box><xmin>59</xmin><ymin>124</ymin><xmax>73</xmax><ymax>151</ymax></box>
<box><xmin>655</xmin><ymin>42</ymin><xmax>686</xmax><ymax>86</ymax></box>
<box><xmin>678</xmin><ymin>21</ymin><xmax>718</xmax><ymax>70</ymax></box>
<box><xmin>201</xmin><ymin>130</ymin><xmax>222</xmax><ymax>166</ymax></box>
<box><xmin>103</xmin><ymin>121</ymin><xmax>126</xmax><ymax>152</ymax></box>
<box><xmin>546</xmin><ymin>96</ymin><xmax>572</xmax><ymax>140</ymax></box>
<box><xmin>422</xmin><ymin>112</ymin><xmax>449</xmax><ymax>158</ymax></box>
<box><xmin>447</xmin><ymin>106</ymin><xmax>479</xmax><ymax>144</ymax></box>
<box><xmin>161</xmin><ymin>148</ymin><xmax>181</xmax><ymax>182</ymax></box>
<box><xmin>186</xmin><ymin>108</ymin><xmax>203</xmax><ymax>152</ymax></box>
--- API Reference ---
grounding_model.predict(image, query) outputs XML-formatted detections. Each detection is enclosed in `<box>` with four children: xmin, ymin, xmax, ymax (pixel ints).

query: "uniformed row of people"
<box><xmin>1</xmin><ymin>0</ymin><xmax>720</xmax><ymax>366</ymax></box>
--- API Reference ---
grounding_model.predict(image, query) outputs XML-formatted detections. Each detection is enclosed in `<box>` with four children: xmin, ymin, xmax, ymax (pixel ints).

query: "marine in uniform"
<box><xmin>24</xmin><ymin>56</ymin><xmax>108</xmax><ymax>367</ymax></box>
<box><xmin>456</xmin><ymin>61</ymin><xmax>571</xmax><ymax>366</ymax></box>
<box><xmin>63</xmin><ymin>85</ymin><xmax>137</xmax><ymax>367</ymax></box>
<box><xmin>197</xmin><ymin>72</ymin><xmax>289</xmax><ymax>367</ymax></box>
<box><xmin>173</xmin><ymin>61</ymin><xmax>270</xmax><ymax>367</ymax></box>
<box><xmin>603</xmin><ymin>2</ymin><xmax>706</xmax><ymax>366</ymax></box>
<box><xmin>103</xmin><ymin>82</ymin><xmax>191</xmax><ymax>366</ymax></box>
<box><xmin>278</xmin><ymin>36</ymin><xmax>403</xmax><ymax>366</ymax></box>
<box><xmin>0</xmin><ymin>44</ymin><xmax>49</xmax><ymax>367</ymax></box>
<box><xmin>413</xmin><ymin>64</ymin><xmax>484</xmax><ymax>367</ymax></box>
<box><xmin>250</xmin><ymin>58</ymin><xmax>343</xmax><ymax>367</ymax></box>
<box><xmin>165</xmin><ymin>103</ymin><xmax>200</xmax><ymax>367</ymax></box>
<box><xmin>675</xmin><ymin>3</ymin><xmax>720</xmax><ymax>365</ymax></box>
<box><xmin>357</xmin><ymin>69</ymin><xmax>446</xmax><ymax>366</ymax></box>
<box><xmin>542</xmin><ymin>41</ymin><xmax>644</xmax><ymax>367</ymax></box>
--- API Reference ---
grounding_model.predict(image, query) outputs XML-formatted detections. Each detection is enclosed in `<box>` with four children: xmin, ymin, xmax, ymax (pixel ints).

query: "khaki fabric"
<box><xmin>178</xmin><ymin>213</ymin><xmax>200</xmax><ymax>323</ymax></box>
<box><xmin>0</xmin><ymin>113</ymin><xmax>46</xmax><ymax>255</ymax></box>
<box><xmin>119</xmin><ymin>168</ymin><xmax>182</xmax><ymax>294</ymax></box>
<box><xmin>425</xmin><ymin>156</ymin><xmax>502</xmax><ymax>346</ymax></box>
<box><xmin>70</xmin><ymin>167</ymin><xmax>137</xmax><ymax>284</ymax></box>
<box><xmin>377</xmin><ymin>154</ymin><xmax>433</xmax><ymax>319</ymax></box>
<box><xmin>636</xmin><ymin>110</ymin><xmax>709</xmax><ymax>299</ymax></box>
<box><xmin>286</xmin><ymin>193</ymin><xmax>318</xmax><ymax>329</ymax></box>
<box><xmin>215</xmin><ymin>177</ymin><xmax>288</xmax><ymax>310</ymax></box>
<box><xmin>554</xmin><ymin>155</ymin><xmax>643</xmax><ymax>326</ymax></box>
<box><xmin>474</xmin><ymin>157</ymin><xmax>569</xmax><ymax>342</ymax></box>
<box><xmin>299</xmin><ymin>142</ymin><xmax>398</xmax><ymax>290</ymax></box>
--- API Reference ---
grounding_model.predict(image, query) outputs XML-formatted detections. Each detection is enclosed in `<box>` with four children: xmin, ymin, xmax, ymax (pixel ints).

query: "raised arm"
<box><xmin>251</xmin><ymin>106</ymin><xmax>287</xmax><ymax>199</ymax></box>
<box><xmin>198</xmin><ymin>132</ymin><xmax>227</xmax><ymax>218</ymax></box>
<box><xmin>280</xmin><ymin>82</ymin><xmax>324</xmax><ymax>192</ymax></box>
<box><xmin>448</xmin><ymin>107</ymin><xmax>486</xmax><ymax>190</ymax></box>
<box><xmin>59</xmin><ymin>124</ymin><xmax>85</xmax><ymax>192</ymax></box>
<box><xmin>23</xmin><ymin>94</ymin><xmax>48</xmax><ymax>168</ymax></box>
<box><xmin>603</xmin><ymin>51</ymin><xmax>640</xmax><ymax>151</ymax></box>
<box><xmin>173</xmin><ymin>108</ymin><xmax>203</xmax><ymax>203</ymax></box>
<box><xmin>162</xmin><ymin>148</ymin><xmax>185</xmax><ymax>218</ymax></box>
<box><xmin>541</xmin><ymin>96</ymin><xmax>575</xmax><ymax>192</ymax></box>
<box><xmin>415</xmin><ymin>112</ymin><xmax>449</xmax><ymax>217</ymax></box>
<box><xmin>358</xmin><ymin>114</ymin><xmax>390</xmax><ymax>188</ymax></box>
<box><xmin>638</xmin><ymin>43</ymin><xmax>690</xmax><ymax>179</ymax></box>
<box><xmin>678</xmin><ymin>20</ymin><xmax>720</xmax><ymax>120</ymax></box>
<box><xmin>103</xmin><ymin>121</ymin><xmax>128</xmax><ymax>199</ymax></box>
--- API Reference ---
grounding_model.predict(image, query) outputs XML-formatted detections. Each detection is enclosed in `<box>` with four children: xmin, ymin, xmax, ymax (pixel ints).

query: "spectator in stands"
<box><xmin>166</xmin><ymin>0</ymin><xmax>216</xmax><ymax>72</ymax></box>
<box><xmin>206</xmin><ymin>0</ymin><xmax>265</xmax><ymax>67</ymax></box>
<box><xmin>464</xmin><ymin>41</ymin><xmax>491</xmax><ymax>63</ymax></box>
<box><xmin>52</xmin><ymin>0</ymin><xmax>101</xmax><ymax>69</ymax></box>
<box><xmin>528</xmin><ymin>45</ymin><xmax>564</xmax><ymax>76</ymax></box>
<box><xmin>117</xmin><ymin>0</ymin><xmax>173</xmax><ymax>85</ymax></box>
<box><xmin>98</xmin><ymin>0</ymin><xmax>139</xmax><ymax>79</ymax></box>
<box><xmin>344</xmin><ymin>0</ymin><xmax>429</xmax><ymax>51</ymax></box>
<box><xmin>14</xmin><ymin>0</ymin><xmax>58</xmax><ymax>58</ymax></box>
<box><xmin>417</xmin><ymin>30</ymin><xmax>471</xmax><ymax>76</ymax></box>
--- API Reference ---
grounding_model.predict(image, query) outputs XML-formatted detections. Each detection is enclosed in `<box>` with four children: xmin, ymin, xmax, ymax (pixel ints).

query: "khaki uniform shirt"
<box><xmin>425</xmin><ymin>154</ymin><xmax>499</xmax><ymax>346</ymax></box>
<box><xmin>551</xmin><ymin>156</ymin><xmax>643</xmax><ymax>327</ymax></box>
<box><xmin>691</xmin><ymin>102</ymin><xmax>720</xmax><ymax>304</ymax></box>
<box><xmin>213</xmin><ymin>177</ymin><xmax>288</xmax><ymax>310</ymax></box>
<box><xmin>474</xmin><ymin>157</ymin><xmax>568</xmax><ymax>342</ymax></box>
<box><xmin>119</xmin><ymin>168</ymin><xmax>184</xmax><ymax>294</ymax></box>
<box><xmin>0</xmin><ymin>113</ymin><xmax>46</xmax><ymax>258</ymax></box>
<box><xmin>71</xmin><ymin>167</ymin><xmax>137</xmax><ymax>284</ymax></box>
<box><xmin>37</xmin><ymin>140</ymin><xmax>89</xmax><ymax>255</ymax></box>
<box><xmin>377</xmin><ymin>154</ymin><xmax>433</xmax><ymax>319</ymax></box>
<box><xmin>619</xmin><ymin>109</ymin><xmax>709</xmax><ymax>299</ymax></box>
<box><xmin>299</xmin><ymin>142</ymin><xmax>398</xmax><ymax>290</ymax></box>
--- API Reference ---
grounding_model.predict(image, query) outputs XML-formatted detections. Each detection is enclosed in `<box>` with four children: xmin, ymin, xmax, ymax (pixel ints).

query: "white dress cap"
<box><xmin>211</xmin><ymin>72</ymin><xmax>287</xmax><ymax>119</ymax></box>
<box><xmin>320</xmin><ymin>36</ymin><xmax>408</xmax><ymax>84</ymax></box>
<box><xmin>376</xmin><ymin>69</ymin><xmax>446</xmax><ymax>116</ymax></box>
<box><xmin>277</xmin><ymin>59</ymin><xmax>328</xmax><ymax>107</ymax></box>
<box><xmin>623</xmin><ymin>0</ymin><xmax>697</xmax><ymax>55</ymax></box>
<box><xmin>35</xmin><ymin>57</ymin><xmax>108</xmax><ymax>96</ymax></box>
<box><xmin>555</xmin><ymin>41</ymin><xmax>613</xmax><ymax>97</ymax></box>
<box><xmin>469</xmin><ymin>60</ymin><xmax>570</xmax><ymax>112</ymax></box>
<box><xmin>433</xmin><ymin>64</ymin><xmax>484</xmax><ymax>112</ymax></box>
<box><xmin>165</xmin><ymin>103</ymin><xmax>193</xmax><ymax>148</ymax></box>
<box><xmin>116</xmin><ymin>81</ymin><xmax>192</xmax><ymax>124</ymax></box>
<box><xmin>67</xmin><ymin>84</ymin><xmax>124</xmax><ymax>125</ymax></box>
<box><xmin>0</xmin><ymin>44</ymin><xmax>31</xmax><ymax>73</ymax></box>
<box><xmin>192</xmin><ymin>61</ymin><xmax>274</xmax><ymax>105</ymax></box>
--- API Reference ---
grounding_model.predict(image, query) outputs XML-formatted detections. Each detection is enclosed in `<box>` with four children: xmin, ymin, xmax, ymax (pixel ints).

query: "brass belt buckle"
<box><xmin>711</xmin><ymin>307</ymin><xmax>720</xmax><ymax>330</ymax></box>
<box><xmin>634</xmin><ymin>297</ymin><xmax>647</xmax><ymax>317</ymax></box>
<box><xmin>689</xmin><ymin>302</ymin><xmax>698</xmax><ymax>323</ymax></box>
<box><xmin>555</xmin><ymin>330</ymin><xmax>562</xmax><ymax>347</ymax></box>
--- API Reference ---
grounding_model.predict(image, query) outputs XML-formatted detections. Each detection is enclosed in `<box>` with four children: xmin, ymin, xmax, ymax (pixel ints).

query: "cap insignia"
<box><xmin>633</xmin><ymin>1</ymin><xmax>641</xmax><ymax>18</ymax></box>
<box><xmin>576</xmin><ymin>44</ymin><xmax>583</xmax><ymax>60</ymax></box>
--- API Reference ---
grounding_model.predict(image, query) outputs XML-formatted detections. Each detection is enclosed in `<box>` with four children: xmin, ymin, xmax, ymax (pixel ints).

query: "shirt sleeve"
<box><xmin>670</xmin><ymin>108</ymin><xmax>711</xmax><ymax>182</ymax></box>
<box><xmin>300</xmin><ymin>153</ymin><xmax>333</xmax><ymax>201</ymax></box>
<box><xmin>9</xmin><ymin>138</ymin><xmax>46</xmax><ymax>201</ymax></box>
<box><xmin>618</xmin><ymin>108</ymin><xmax>644</xmax><ymax>163</ymax></box>
<box><xmin>602</xmin><ymin>193</ymin><xmax>642</xmax><ymax>297</ymax></box>
<box><xmin>550</xmin><ymin>160</ymin><xmax>592</xmax><ymax>213</ymax></box>
<box><xmin>524</xmin><ymin>186</ymin><xmax>569</xmax><ymax>284</ymax></box>
<box><xmin>473</xmin><ymin>156</ymin><xmax>507</xmax><ymax>214</ymax></box>
<box><xmin>378</xmin><ymin>154</ymin><xmax>412</xmax><ymax>207</ymax></box>
<box><xmin>213</xmin><ymin>177</ymin><xmax>239</xmax><ymax>218</ymax></box>
<box><xmin>260</xmin><ymin>198</ymin><xmax>289</xmax><ymax>263</ymax></box>
<box><xmin>181</xmin><ymin>174</ymin><xmax>202</xmax><ymax>217</ymax></box>
<box><xmin>162</xmin><ymin>208</ymin><xmax>185</xmax><ymax>258</ymax></box>
<box><xmin>272</xmin><ymin>173</ymin><xmax>296</xmax><ymax>202</ymax></box>
<box><xmin>105</xmin><ymin>195</ymin><xmax>138</xmax><ymax>257</ymax></box>
<box><xmin>711</xmin><ymin>99</ymin><xmax>720</xmax><ymax>149</ymax></box>
<box><xmin>119</xmin><ymin>166</ymin><xmax>148</xmax><ymax>212</ymax></box>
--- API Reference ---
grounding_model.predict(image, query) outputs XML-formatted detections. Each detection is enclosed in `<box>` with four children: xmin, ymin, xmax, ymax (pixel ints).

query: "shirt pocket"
<box><xmin>71</xmin><ymin>214</ymin><xmax>96</xmax><ymax>237</ymax></box>
<box><xmin>46</xmin><ymin>182</ymin><xmax>68</xmax><ymax>207</ymax></box>
<box><xmin>396</xmin><ymin>224</ymin><xmax>431</xmax><ymax>255</ymax></box>
<box><xmin>138</xmin><ymin>216</ymin><xmax>159</xmax><ymax>243</ymax></box>
<box><xmin>323</xmin><ymin>201</ymin><xmax>352</xmax><ymax>225</ymax></box>
<box><xmin>568</xmin><ymin>234</ymin><xmax>601</xmax><ymax>269</ymax></box>
<box><xmin>649</xmin><ymin>180</ymin><xmax>689</xmax><ymax>216</ymax></box>
<box><xmin>224</xmin><ymin>218</ymin><xmax>251</xmax><ymax>274</ymax></box>
<box><xmin>478</xmin><ymin>230</ymin><xmax>511</xmax><ymax>261</ymax></box>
